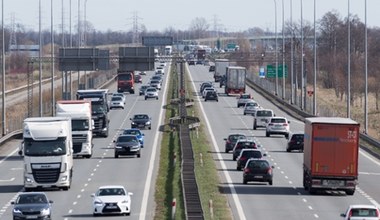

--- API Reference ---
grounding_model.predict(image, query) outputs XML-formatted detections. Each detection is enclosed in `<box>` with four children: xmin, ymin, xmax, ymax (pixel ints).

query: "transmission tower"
<box><xmin>9</xmin><ymin>13</ymin><xmax>17</xmax><ymax>52</ymax></box>
<box><xmin>130</xmin><ymin>11</ymin><xmax>142</xmax><ymax>46</ymax></box>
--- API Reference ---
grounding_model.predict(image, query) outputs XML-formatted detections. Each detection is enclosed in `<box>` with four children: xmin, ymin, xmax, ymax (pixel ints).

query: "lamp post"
<box><xmin>313</xmin><ymin>0</ymin><xmax>317</xmax><ymax>115</ymax></box>
<box><xmin>84</xmin><ymin>0</ymin><xmax>88</xmax><ymax>46</ymax></box>
<box><xmin>290</xmin><ymin>0</ymin><xmax>294</xmax><ymax>104</ymax></box>
<box><xmin>51</xmin><ymin>0</ymin><xmax>55</xmax><ymax>116</ymax></box>
<box><xmin>364</xmin><ymin>0</ymin><xmax>368</xmax><ymax>133</ymax></box>
<box><xmin>282</xmin><ymin>0</ymin><xmax>285</xmax><ymax>100</ymax></box>
<box><xmin>39</xmin><ymin>0</ymin><xmax>42</xmax><ymax>117</ymax></box>
<box><xmin>274</xmin><ymin>0</ymin><xmax>278</xmax><ymax>96</ymax></box>
<box><xmin>300</xmin><ymin>0</ymin><xmax>304</xmax><ymax>110</ymax></box>
<box><xmin>2</xmin><ymin>0</ymin><xmax>6</xmax><ymax>135</ymax></box>
<box><xmin>347</xmin><ymin>0</ymin><xmax>351</xmax><ymax>118</ymax></box>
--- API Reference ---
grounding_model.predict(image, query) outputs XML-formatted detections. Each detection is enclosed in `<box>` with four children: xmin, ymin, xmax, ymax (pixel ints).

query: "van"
<box><xmin>253</xmin><ymin>109</ymin><xmax>274</xmax><ymax>130</ymax></box>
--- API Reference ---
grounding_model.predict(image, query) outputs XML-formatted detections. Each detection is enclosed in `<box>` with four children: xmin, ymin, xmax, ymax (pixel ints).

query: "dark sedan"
<box><xmin>243</xmin><ymin>158</ymin><xmax>274</xmax><ymax>185</ymax></box>
<box><xmin>232</xmin><ymin>139</ymin><xmax>258</xmax><ymax>161</ymax></box>
<box><xmin>11</xmin><ymin>192</ymin><xmax>53</xmax><ymax>220</ymax></box>
<box><xmin>236</xmin><ymin>149</ymin><xmax>265</xmax><ymax>171</ymax></box>
<box><xmin>286</xmin><ymin>132</ymin><xmax>304</xmax><ymax>152</ymax></box>
<box><xmin>130</xmin><ymin>114</ymin><xmax>152</xmax><ymax>130</ymax></box>
<box><xmin>223</xmin><ymin>133</ymin><xmax>246</xmax><ymax>153</ymax></box>
<box><xmin>114</xmin><ymin>134</ymin><xmax>141</xmax><ymax>158</ymax></box>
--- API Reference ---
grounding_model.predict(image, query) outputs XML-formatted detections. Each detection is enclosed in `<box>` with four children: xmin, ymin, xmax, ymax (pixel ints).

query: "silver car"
<box><xmin>110</xmin><ymin>96</ymin><xmax>125</xmax><ymax>109</ymax></box>
<box><xmin>150</xmin><ymin>80</ymin><xmax>161</xmax><ymax>90</ymax></box>
<box><xmin>266</xmin><ymin>117</ymin><xmax>290</xmax><ymax>138</ymax></box>
<box><xmin>243</xmin><ymin>101</ymin><xmax>261</xmax><ymax>115</ymax></box>
<box><xmin>237</xmin><ymin>93</ymin><xmax>253</xmax><ymax>108</ymax></box>
<box><xmin>145</xmin><ymin>87</ymin><xmax>159</xmax><ymax>100</ymax></box>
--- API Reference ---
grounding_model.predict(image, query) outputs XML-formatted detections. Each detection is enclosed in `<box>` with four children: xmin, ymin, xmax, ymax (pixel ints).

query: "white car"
<box><xmin>202</xmin><ymin>87</ymin><xmax>215</xmax><ymax>98</ymax></box>
<box><xmin>145</xmin><ymin>87</ymin><xmax>159</xmax><ymax>100</ymax></box>
<box><xmin>253</xmin><ymin>109</ymin><xmax>275</xmax><ymax>129</ymax></box>
<box><xmin>112</xmin><ymin>93</ymin><xmax>126</xmax><ymax>104</ymax></box>
<box><xmin>340</xmin><ymin>204</ymin><xmax>380</xmax><ymax>219</ymax></box>
<box><xmin>266</xmin><ymin>117</ymin><xmax>290</xmax><ymax>138</ymax></box>
<box><xmin>150</xmin><ymin>80</ymin><xmax>161</xmax><ymax>90</ymax></box>
<box><xmin>243</xmin><ymin>101</ymin><xmax>260</xmax><ymax>115</ymax></box>
<box><xmin>110</xmin><ymin>96</ymin><xmax>125</xmax><ymax>109</ymax></box>
<box><xmin>91</xmin><ymin>185</ymin><xmax>133</xmax><ymax>216</ymax></box>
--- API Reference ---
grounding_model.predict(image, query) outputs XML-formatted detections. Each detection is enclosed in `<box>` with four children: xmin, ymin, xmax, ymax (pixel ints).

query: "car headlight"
<box><xmin>145</xmin><ymin>121</ymin><xmax>151</xmax><ymax>125</ymax></box>
<box><xmin>41</xmin><ymin>208</ymin><xmax>50</xmax><ymax>215</ymax></box>
<box><xmin>13</xmin><ymin>208</ymin><xmax>22</xmax><ymax>214</ymax></box>
<box><xmin>94</xmin><ymin>200</ymin><xmax>103</xmax><ymax>205</ymax></box>
<box><xmin>131</xmin><ymin>122</ymin><xmax>136</xmax><ymax>125</ymax></box>
<box><xmin>115</xmin><ymin>145</ymin><xmax>123</xmax><ymax>149</ymax></box>
<box><xmin>121</xmin><ymin>199</ymin><xmax>129</xmax><ymax>204</ymax></box>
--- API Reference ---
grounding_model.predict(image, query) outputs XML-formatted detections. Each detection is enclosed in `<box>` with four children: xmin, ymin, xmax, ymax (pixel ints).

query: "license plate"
<box><xmin>138</xmin><ymin>124</ymin><xmax>144</xmax><ymax>128</ymax></box>
<box><xmin>323</xmin><ymin>180</ymin><xmax>344</xmax><ymax>187</ymax></box>
<box><xmin>26</xmin><ymin>216</ymin><xmax>38</xmax><ymax>219</ymax></box>
<box><xmin>254</xmin><ymin>176</ymin><xmax>263</xmax><ymax>179</ymax></box>
<box><xmin>106</xmin><ymin>205</ymin><xmax>117</xmax><ymax>209</ymax></box>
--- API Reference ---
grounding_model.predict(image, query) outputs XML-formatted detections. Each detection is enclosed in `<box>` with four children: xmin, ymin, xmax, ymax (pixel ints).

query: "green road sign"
<box><xmin>266</xmin><ymin>65</ymin><xmax>288</xmax><ymax>78</ymax></box>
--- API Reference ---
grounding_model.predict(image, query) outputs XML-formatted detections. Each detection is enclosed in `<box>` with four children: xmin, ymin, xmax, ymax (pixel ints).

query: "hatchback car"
<box><xmin>340</xmin><ymin>204</ymin><xmax>380</xmax><ymax>220</ymax></box>
<box><xmin>114</xmin><ymin>134</ymin><xmax>141</xmax><ymax>158</ymax></box>
<box><xmin>243</xmin><ymin>101</ymin><xmax>260</xmax><ymax>115</ymax></box>
<box><xmin>11</xmin><ymin>192</ymin><xmax>53</xmax><ymax>220</ymax></box>
<box><xmin>266</xmin><ymin>117</ymin><xmax>290</xmax><ymax>138</ymax></box>
<box><xmin>122</xmin><ymin>128</ymin><xmax>144</xmax><ymax>147</ymax></box>
<box><xmin>151</xmin><ymin>75</ymin><xmax>163</xmax><ymax>85</ymax></box>
<box><xmin>92</xmin><ymin>185</ymin><xmax>133</xmax><ymax>216</ymax></box>
<box><xmin>150</xmin><ymin>80</ymin><xmax>161</xmax><ymax>90</ymax></box>
<box><xmin>237</xmin><ymin>93</ymin><xmax>253</xmax><ymax>108</ymax></box>
<box><xmin>145</xmin><ymin>87</ymin><xmax>159</xmax><ymax>100</ymax></box>
<box><xmin>236</xmin><ymin>149</ymin><xmax>265</xmax><ymax>171</ymax></box>
<box><xmin>134</xmin><ymin>74</ymin><xmax>142</xmax><ymax>83</ymax></box>
<box><xmin>202</xmin><ymin>87</ymin><xmax>215</xmax><ymax>98</ymax></box>
<box><xmin>224</xmin><ymin>133</ymin><xmax>246</xmax><ymax>153</ymax></box>
<box><xmin>204</xmin><ymin>91</ymin><xmax>218</xmax><ymax>102</ymax></box>
<box><xmin>243</xmin><ymin>158</ymin><xmax>274</xmax><ymax>185</ymax></box>
<box><xmin>112</xmin><ymin>93</ymin><xmax>126</xmax><ymax>104</ymax></box>
<box><xmin>139</xmin><ymin>85</ymin><xmax>149</xmax><ymax>96</ymax></box>
<box><xmin>232</xmin><ymin>139</ymin><xmax>259</xmax><ymax>161</ymax></box>
<box><xmin>110</xmin><ymin>96</ymin><xmax>125</xmax><ymax>109</ymax></box>
<box><xmin>130</xmin><ymin>114</ymin><xmax>152</xmax><ymax>130</ymax></box>
<box><xmin>200</xmin><ymin>82</ymin><xmax>213</xmax><ymax>93</ymax></box>
<box><xmin>286</xmin><ymin>132</ymin><xmax>304</xmax><ymax>152</ymax></box>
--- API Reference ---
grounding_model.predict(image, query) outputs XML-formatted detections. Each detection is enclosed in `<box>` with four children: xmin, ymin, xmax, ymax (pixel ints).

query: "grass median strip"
<box><xmin>154</xmin><ymin>63</ymin><xmax>232</xmax><ymax>220</ymax></box>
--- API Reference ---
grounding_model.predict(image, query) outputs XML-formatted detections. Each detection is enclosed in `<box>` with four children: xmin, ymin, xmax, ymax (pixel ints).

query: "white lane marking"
<box><xmin>302</xmin><ymin>198</ymin><xmax>307</xmax><ymax>203</ymax></box>
<box><xmin>308</xmin><ymin>206</ymin><xmax>313</xmax><ymax>210</ymax></box>
<box><xmin>188</xmin><ymin>68</ymin><xmax>247</xmax><ymax>220</ymax></box>
<box><xmin>10</xmin><ymin>168</ymin><xmax>23</xmax><ymax>170</ymax></box>
<box><xmin>314</xmin><ymin>214</ymin><xmax>319</xmax><ymax>218</ymax></box>
<box><xmin>359</xmin><ymin>172</ymin><xmax>380</xmax><ymax>175</ymax></box>
<box><xmin>0</xmin><ymin>148</ymin><xmax>19</xmax><ymax>165</ymax></box>
<box><xmin>139</xmin><ymin>64</ymin><xmax>171</xmax><ymax>220</ymax></box>
<box><xmin>0</xmin><ymin>177</ymin><xmax>15</xmax><ymax>182</ymax></box>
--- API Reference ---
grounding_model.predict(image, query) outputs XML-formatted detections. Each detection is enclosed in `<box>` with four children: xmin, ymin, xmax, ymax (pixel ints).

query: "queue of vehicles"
<box><xmin>11</xmin><ymin>60</ymin><xmax>168</xmax><ymax>219</ymax></box>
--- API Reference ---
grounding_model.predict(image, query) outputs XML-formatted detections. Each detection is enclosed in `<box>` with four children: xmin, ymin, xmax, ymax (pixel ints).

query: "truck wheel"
<box><xmin>266</xmin><ymin>132</ymin><xmax>270</xmax><ymax>137</ymax></box>
<box><xmin>243</xmin><ymin>178</ymin><xmax>248</xmax><ymax>184</ymax></box>
<box><xmin>233</xmin><ymin>156</ymin><xmax>236</xmax><ymax>161</ymax></box>
<box><xmin>308</xmin><ymin>187</ymin><xmax>316</xmax><ymax>195</ymax></box>
<box><xmin>24</xmin><ymin>187</ymin><xmax>33</xmax><ymax>192</ymax></box>
<box><xmin>237</xmin><ymin>166</ymin><xmax>241</xmax><ymax>171</ymax></box>
<box><xmin>253</xmin><ymin>122</ymin><xmax>257</xmax><ymax>130</ymax></box>
<box><xmin>62</xmin><ymin>186</ymin><xmax>70</xmax><ymax>191</ymax></box>
<box><xmin>346</xmin><ymin>189</ymin><xmax>355</xmax><ymax>195</ymax></box>
<box><xmin>85</xmin><ymin>154</ymin><xmax>92</xmax><ymax>159</ymax></box>
<box><xmin>285</xmin><ymin>134</ymin><xmax>289</xmax><ymax>139</ymax></box>
<box><xmin>268</xmin><ymin>180</ymin><xmax>273</xmax><ymax>185</ymax></box>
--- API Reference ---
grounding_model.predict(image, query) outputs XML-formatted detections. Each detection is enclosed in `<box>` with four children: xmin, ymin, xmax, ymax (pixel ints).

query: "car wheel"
<box><xmin>266</xmin><ymin>132</ymin><xmax>270</xmax><ymax>137</ymax></box>
<box><xmin>149</xmin><ymin>126</ymin><xmax>151</xmax><ymax>130</ymax></box>
<box><xmin>62</xmin><ymin>186</ymin><xmax>70</xmax><ymax>191</ymax></box>
<box><xmin>237</xmin><ymin>166</ymin><xmax>241</xmax><ymax>171</ymax></box>
<box><xmin>205</xmin><ymin>99</ymin><xmax>207</xmax><ymax>102</ymax></box>
<box><xmin>285</xmin><ymin>134</ymin><xmax>289</xmax><ymax>139</ymax></box>
<box><xmin>85</xmin><ymin>154</ymin><xmax>92</xmax><ymax>158</ymax></box>
<box><xmin>243</xmin><ymin>179</ymin><xmax>248</xmax><ymax>184</ymax></box>
<box><xmin>253</xmin><ymin>122</ymin><xmax>257</xmax><ymax>130</ymax></box>
<box><xmin>286</xmin><ymin>148</ymin><xmax>291</xmax><ymax>152</ymax></box>
<box><xmin>244</xmin><ymin>112</ymin><xmax>246</xmax><ymax>115</ymax></box>
<box><xmin>346</xmin><ymin>189</ymin><xmax>355</xmax><ymax>195</ymax></box>
<box><xmin>24</xmin><ymin>187</ymin><xmax>32</xmax><ymax>192</ymax></box>
<box><xmin>115</xmin><ymin>153</ymin><xmax>119</xmax><ymax>158</ymax></box>
<box><xmin>233</xmin><ymin>156</ymin><xmax>236</xmax><ymax>161</ymax></box>
<box><xmin>268</xmin><ymin>180</ymin><xmax>273</xmax><ymax>185</ymax></box>
<box><xmin>145</xmin><ymin>97</ymin><xmax>147</xmax><ymax>100</ymax></box>
<box><xmin>225</xmin><ymin>148</ymin><xmax>229</xmax><ymax>153</ymax></box>
<box><xmin>137</xmin><ymin>153</ymin><xmax>141</xmax><ymax>158</ymax></box>
<box><xmin>156</xmin><ymin>97</ymin><xmax>158</xmax><ymax>100</ymax></box>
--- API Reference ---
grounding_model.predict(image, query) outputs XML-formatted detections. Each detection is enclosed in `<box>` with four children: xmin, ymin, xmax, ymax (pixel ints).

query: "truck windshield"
<box><xmin>118</xmin><ymin>74</ymin><xmax>132</xmax><ymax>81</ymax></box>
<box><xmin>92</xmin><ymin>103</ymin><xmax>106</xmax><ymax>114</ymax></box>
<box><xmin>24</xmin><ymin>137</ymin><xmax>66</xmax><ymax>156</ymax></box>
<box><xmin>72</xmin><ymin>119</ymin><xmax>89</xmax><ymax>131</ymax></box>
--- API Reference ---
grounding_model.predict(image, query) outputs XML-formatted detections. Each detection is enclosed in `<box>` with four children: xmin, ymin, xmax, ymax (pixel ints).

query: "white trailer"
<box><xmin>56</xmin><ymin>100</ymin><xmax>94</xmax><ymax>158</ymax></box>
<box><xmin>214</xmin><ymin>59</ymin><xmax>229</xmax><ymax>83</ymax></box>
<box><xmin>22</xmin><ymin>117</ymin><xmax>73</xmax><ymax>191</ymax></box>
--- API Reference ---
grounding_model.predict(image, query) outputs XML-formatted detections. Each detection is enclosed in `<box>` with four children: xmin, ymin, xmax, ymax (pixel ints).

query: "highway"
<box><xmin>187</xmin><ymin>64</ymin><xmax>380</xmax><ymax>219</ymax></box>
<box><xmin>0</xmin><ymin>64</ymin><xmax>170</xmax><ymax>219</ymax></box>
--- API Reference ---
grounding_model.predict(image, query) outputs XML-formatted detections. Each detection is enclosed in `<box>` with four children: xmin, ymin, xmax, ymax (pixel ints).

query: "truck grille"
<box><xmin>94</xmin><ymin>119</ymin><xmax>103</xmax><ymax>130</ymax></box>
<box><xmin>73</xmin><ymin>134</ymin><xmax>87</xmax><ymax>143</ymax></box>
<box><xmin>73</xmin><ymin>143</ymin><xmax>82</xmax><ymax>154</ymax></box>
<box><xmin>32</xmin><ymin>165</ymin><xmax>60</xmax><ymax>184</ymax></box>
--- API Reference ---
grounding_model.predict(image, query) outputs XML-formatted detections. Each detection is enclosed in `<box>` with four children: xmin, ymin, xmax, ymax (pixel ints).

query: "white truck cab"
<box><xmin>22</xmin><ymin>117</ymin><xmax>73</xmax><ymax>191</ymax></box>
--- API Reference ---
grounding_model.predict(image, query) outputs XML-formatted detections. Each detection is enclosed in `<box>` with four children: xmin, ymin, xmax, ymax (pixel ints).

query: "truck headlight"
<box><xmin>61</xmin><ymin>175</ymin><xmax>68</xmax><ymax>181</ymax></box>
<box><xmin>25</xmin><ymin>177</ymin><xmax>33</xmax><ymax>183</ymax></box>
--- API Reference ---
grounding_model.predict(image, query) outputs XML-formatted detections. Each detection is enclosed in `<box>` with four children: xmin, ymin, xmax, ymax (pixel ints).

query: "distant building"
<box><xmin>9</xmin><ymin>45</ymin><xmax>39</xmax><ymax>57</ymax></box>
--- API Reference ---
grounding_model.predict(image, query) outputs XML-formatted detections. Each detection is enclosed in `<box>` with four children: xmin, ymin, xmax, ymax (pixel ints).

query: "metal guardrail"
<box><xmin>245</xmin><ymin>76</ymin><xmax>380</xmax><ymax>153</ymax></box>
<box><xmin>0</xmin><ymin>74</ymin><xmax>117</xmax><ymax>146</ymax></box>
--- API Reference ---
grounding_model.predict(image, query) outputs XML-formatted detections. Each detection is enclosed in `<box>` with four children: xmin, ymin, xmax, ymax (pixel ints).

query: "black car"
<box><xmin>236</xmin><ymin>149</ymin><xmax>265</xmax><ymax>171</ymax></box>
<box><xmin>209</xmin><ymin>65</ymin><xmax>215</xmax><ymax>72</ymax></box>
<box><xmin>114</xmin><ymin>134</ymin><xmax>141</xmax><ymax>158</ymax></box>
<box><xmin>188</xmin><ymin>60</ymin><xmax>196</xmax><ymax>65</ymax></box>
<box><xmin>243</xmin><ymin>158</ymin><xmax>274</xmax><ymax>185</ymax></box>
<box><xmin>232</xmin><ymin>139</ymin><xmax>258</xmax><ymax>161</ymax></box>
<box><xmin>130</xmin><ymin>114</ymin><xmax>152</xmax><ymax>130</ymax></box>
<box><xmin>286</xmin><ymin>132</ymin><xmax>304</xmax><ymax>152</ymax></box>
<box><xmin>224</xmin><ymin>133</ymin><xmax>246</xmax><ymax>153</ymax></box>
<box><xmin>139</xmin><ymin>85</ymin><xmax>149</xmax><ymax>96</ymax></box>
<box><xmin>204</xmin><ymin>91</ymin><xmax>218</xmax><ymax>102</ymax></box>
<box><xmin>11</xmin><ymin>192</ymin><xmax>53</xmax><ymax>220</ymax></box>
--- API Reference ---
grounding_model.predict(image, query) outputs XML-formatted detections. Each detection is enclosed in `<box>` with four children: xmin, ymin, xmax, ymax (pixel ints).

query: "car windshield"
<box><xmin>17</xmin><ymin>194</ymin><xmax>48</xmax><ymax>204</ymax></box>
<box><xmin>113</xmin><ymin>93</ymin><xmax>123</xmax><ymax>98</ymax></box>
<box><xmin>117</xmin><ymin>136</ymin><xmax>138</xmax><ymax>143</ymax></box>
<box><xmin>123</xmin><ymin>129</ymin><xmax>141</xmax><ymax>136</ymax></box>
<box><xmin>237</xmin><ymin>141</ymin><xmax>256</xmax><ymax>149</ymax></box>
<box><xmin>291</xmin><ymin>134</ymin><xmax>304</xmax><ymax>141</ymax></box>
<box><xmin>350</xmin><ymin>208</ymin><xmax>378</xmax><ymax>217</ymax></box>
<box><xmin>248</xmin><ymin>160</ymin><xmax>270</xmax><ymax>169</ymax></box>
<box><xmin>246</xmin><ymin>102</ymin><xmax>258</xmax><ymax>107</ymax></box>
<box><xmin>256</xmin><ymin>110</ymin><xmax>273</xmax><ymax>117</ymax></box>
<box><xmin>240</xmin><ymin>94</ymin><xmax>250</xmax><ymax>99</ymax></box>
<box><xmin>134</xmin><ymin>115</ymin><xmax>148</xmax><ymax>120</ymax></box>
<box><xmin>97</xmin><ymin>188</ymin><xmax>126</xmax><ymax>196</ymax></box>
<box><xmin>242</xmin><ymin>151</ymin><xmax>262</xmax><ymax>158</ymax></box>
<box><xmin>271</xmin><ymin>118</ymin><xmax>286</xmax><ymax>123</ymax></box>
<box><xmin>229</xmin><ymin>135</ymin><xmax>246</xmax><ymax>142</ymax></box>
<box><xmin>147</xmin><ymin>88</ymin><xmax>156</xmax><ymax>92</ymax></box>
<box><xmin>111</xmin><ymin>97</ymin><xmax>122</xmax><ymax>101</ymax></box>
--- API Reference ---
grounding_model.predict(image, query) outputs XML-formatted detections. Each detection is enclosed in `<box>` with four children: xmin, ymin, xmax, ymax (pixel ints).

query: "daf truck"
<box><xmin>303</xmin><ymin>117</ymin><xmax>360</xmax><ymax>195</ymax></box>
<box><xmin>214</xmin><ymin>59</ymin><xmax>229</xmax><ymax>83</ymax></box>
<box><xmin>22</xmin><ymin>117</ymin><xmax>73</xmax><ymax>191</ymax></box>
<box><xmin>224</xmin><ymin>66</ymin><xmax>246</xmax><ymax>95</ymax></box>
<box><xmin>76</xmin><ymin>89</ymin><xmax>110</xmax><ymax>137</ymax></box>
<box><xmin>56</xmin><ymin>100</ymin><xmax>94</xmax><ymax>158</ymax></box>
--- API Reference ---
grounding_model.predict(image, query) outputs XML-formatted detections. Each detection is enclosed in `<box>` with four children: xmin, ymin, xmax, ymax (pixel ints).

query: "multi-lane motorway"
<box><xmin>1</xmin><ymin>61</ymin><xmax>380</xmax><ymax>219</ymax></box>
<box><xmin>187</xmin><ymin>64</ymin><xmax>380</xmax><ymax>219</ymax></box>
<box><xmin>0</xmin><ymin>65</ymin><xmax>171</xmax><ymax>220</ymax></box>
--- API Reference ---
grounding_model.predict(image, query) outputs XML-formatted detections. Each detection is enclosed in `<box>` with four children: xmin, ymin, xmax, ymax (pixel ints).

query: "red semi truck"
<box><xmin>117</xmin><ymin>71</ymin><xmax>135</xmax><ymax>94</ymax></box>
<box><xmin>303</xmin><ymin>117</ymin><xmax>360</xmax><ymax>195</ymax></box>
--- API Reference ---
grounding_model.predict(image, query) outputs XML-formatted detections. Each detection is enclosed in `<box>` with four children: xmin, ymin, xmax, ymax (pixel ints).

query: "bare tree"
<box><xmin>189</xmin><ymin>17</ymin><xmax>209</xmax><ymax>39</ymax></box>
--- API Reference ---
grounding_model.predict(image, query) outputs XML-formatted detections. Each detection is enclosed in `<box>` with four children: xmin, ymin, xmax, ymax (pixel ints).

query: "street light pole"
<box><xmin>290</xmin><ymin>0</ymin><xmax>294</xmax><ymax>104</ymax></box>
<box><xmin>282</xmin><ymin>0</ymin><xmax>285</xmax><ymax>100</ymax></box>
<box><xmin>364</xmin><ymin>0</ymin><xmax>368</xmax><ymax>133</ymax></box>
<box><xmin>274</xmin><ymin>0</ymin><xmax>278</xmax><ymax>96</ymax></box>
<box><xmin>84</xmin><ymin>0</ymin><xmax>88</xmax><ymax>46</ymax></box>
<box><xmin>313</xmin><ymin>0</ymin><xmax>317</xmax><ymax>115</ymax></box>
<box><xmin>39</xmin><ymin>0</ymin><xmax>43</xmax><ymax>117</ymax></box>
<box><xmin>2</xmin><ymin>0</ymin><xmax>6</xmax><ymax>135</ymax></box>
<box><xmin>51</xmin><ymin>0</ymin><xmax>55</xmax><ymax>116</ymax></box>
<box><xmin>300</xmin><ymin>0</ymin><xmax>304</xmax><ymax>110</ymax></box>
<box><xmin>347</xmin><ymin>0</ymin><xmax>351</xmax><ymax>118</ymax></box>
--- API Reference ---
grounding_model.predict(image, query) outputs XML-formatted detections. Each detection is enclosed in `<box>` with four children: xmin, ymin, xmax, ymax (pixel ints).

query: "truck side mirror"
<box><xmin>18</xmin><ymin>150</ymin><xmax>23</xmax><ymax>156</ymax></box>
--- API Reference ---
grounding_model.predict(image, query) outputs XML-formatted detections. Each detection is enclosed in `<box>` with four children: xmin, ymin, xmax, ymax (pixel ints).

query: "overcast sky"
<box><xmin>4</xmin><ymin>0</ymin><xmax>380</xmax><ymax>32</ymax></box>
